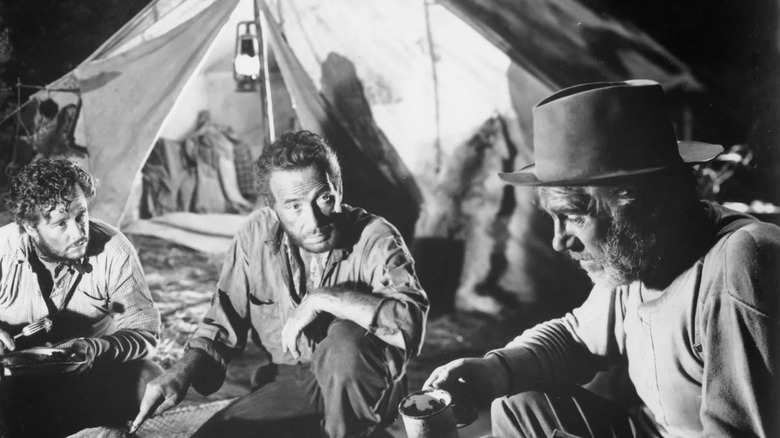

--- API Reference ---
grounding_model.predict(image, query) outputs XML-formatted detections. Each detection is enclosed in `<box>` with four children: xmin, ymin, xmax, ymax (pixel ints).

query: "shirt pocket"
<box><xmin>248</xmin><ymin>291</ymin><xmax>283</xmax><ymax>344</ymax></box>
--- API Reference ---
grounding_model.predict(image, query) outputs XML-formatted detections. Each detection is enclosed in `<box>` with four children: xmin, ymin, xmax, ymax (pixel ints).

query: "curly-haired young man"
<box><xmin>0</xmin><ymin>158</ymin><xmax>162</xmax><ymax>437</ymax></box>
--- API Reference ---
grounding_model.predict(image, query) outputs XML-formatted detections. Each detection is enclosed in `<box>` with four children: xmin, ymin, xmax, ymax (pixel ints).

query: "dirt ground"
<box><xmin>130</xmin><ymin>234</ymin><xmax>560</xmax><ymax>437</ymax></box>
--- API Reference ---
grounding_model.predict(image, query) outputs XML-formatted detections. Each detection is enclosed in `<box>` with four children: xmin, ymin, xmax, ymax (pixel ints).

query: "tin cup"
<box><xmin>398</xmin><ymin>388</ymin><xmax>459</xmax><ymax>438</ymax></box>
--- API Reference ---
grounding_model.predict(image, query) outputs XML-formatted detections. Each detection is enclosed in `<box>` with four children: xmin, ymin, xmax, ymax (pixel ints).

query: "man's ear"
<box><xmin>21</xmin><ymin>221</ymin><xmax>38</xmax><ymax>237</ymax></box>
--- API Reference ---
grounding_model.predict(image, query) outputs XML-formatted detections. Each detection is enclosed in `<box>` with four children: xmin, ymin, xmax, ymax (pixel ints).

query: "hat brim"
<box><xmin>499</xmin><ymin>141</ymin><xmax>724</xmax><ymax>186</ymax></box>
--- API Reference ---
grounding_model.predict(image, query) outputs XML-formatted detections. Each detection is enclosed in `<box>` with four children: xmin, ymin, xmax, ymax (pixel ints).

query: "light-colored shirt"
<box><xmin>188</xmin><ymin>205</ymin><xmax>429</xmax><ymax>385</ymax></box>
<box><xmin>491</xmin><ymin>202</ymin><xmax>780</xmax><ymax>437</ymax></box>
<box><xmin>0</xmin><ymin>219</ymin><xmax>160</xmax><ymax>363</ymax></box>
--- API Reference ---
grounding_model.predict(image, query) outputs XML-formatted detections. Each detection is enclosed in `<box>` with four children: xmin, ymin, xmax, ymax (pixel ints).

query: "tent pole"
<box><xmin>255</xmin><ymin>0</ymin><xmax>275</xmax><ymax>145</ymax></box>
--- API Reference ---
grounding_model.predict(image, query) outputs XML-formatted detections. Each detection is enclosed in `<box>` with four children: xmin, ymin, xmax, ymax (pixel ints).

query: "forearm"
<box><xmin>83</xmin><ymin>328</ymin><xmax>158</xmax><ymax>364</ymax></box>
<box><xmin>492</xmin><ymin>317</ymin><xmax>605</xmax><ymax>394</ymax></box>
<box><xmin>175</xmin><ymin>347</ymin><xmax>225</xmax><ymax>395</ymax></box>
<box><xmin>315</xmin><ymin>289</ymin><xmax>405</xmax><ymax>350</ymax></box>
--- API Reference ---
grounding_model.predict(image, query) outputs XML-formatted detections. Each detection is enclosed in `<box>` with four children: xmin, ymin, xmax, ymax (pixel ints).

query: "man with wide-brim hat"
<box><xmin>424</xmin><ymin>80</ymin><xmax>780</xmax><ymax>437</ymax></box>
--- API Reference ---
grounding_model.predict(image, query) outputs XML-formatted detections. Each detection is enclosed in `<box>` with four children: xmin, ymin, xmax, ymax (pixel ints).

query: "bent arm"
<box><xmin>312</xmin><ymin>288</ymin><xmax>405</xmax><ymax>349</ymax></box>
<box><xmin>489</xmin><ymin>285</ymin><xmax>622</xmax><ymax>395</ymax></box>
<box><xmin>91</xmin><ymin>242</ymin><xmax>160</xmax><ymax>364</ymax></box>
<box><xmin>185</xmin><ymin>232</ymin><xmax>253</xmax><ymax>392</ymax></box>
<box><xmin>359</xmin><ymin>226</ymin><xmax>429</xmax><ymax>359</ymax></box>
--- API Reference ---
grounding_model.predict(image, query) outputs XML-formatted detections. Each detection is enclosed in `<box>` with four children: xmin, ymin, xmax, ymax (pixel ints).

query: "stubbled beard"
<box><xmin>587</xmin><ymin>219</ymin><xmax>657</xmax><ymax>289</ymax></box>
<box><xmin>32</xmin><ymin>234</ymin><xmax>88</xmax><ymax>263</ymax></box>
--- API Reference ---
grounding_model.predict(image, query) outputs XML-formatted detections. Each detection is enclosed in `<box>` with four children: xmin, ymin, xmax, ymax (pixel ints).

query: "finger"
<box><xmin>152</xmin><ymin>395</ymin><xmax>179</xmax><ymax>418</ymax></box>
<box><xmin>428</xmin><ymin>366</ymin><xmax>457</xmax><ymax>390</ymax></box>
<box><xmin>281</xmin><ymin>324</ymin><xmax>291</xmax><ymax>354</ymax></box>
<box><xmin>423</xmin><ymin>364</ymin><xmax>451</xmax><ymax>388</ymax></box>
<box><xmin>422</xmin><ymin>369</ymin><xmax>441</xmax><ymax>389</ymax></box>
<box><xmin>132</xmin><ymin>386</ymin><xmax>163</xmax><ymax>430</ymax></box>
<box><xmin>0</xmin><ymin>330</ymin><xmax>15</xmax><ymax>352</ymax></box>
<box><xmin>281</xmin><ymin>322</ymin><xmax>300</xmax><ymax>359</ymax></box>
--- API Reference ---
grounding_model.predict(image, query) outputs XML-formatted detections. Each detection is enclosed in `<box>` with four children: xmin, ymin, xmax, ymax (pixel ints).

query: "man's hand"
<box><xmin>130</xmin><ymin>364</ymin><xmax>194</xmax><ymax>434</ymax></box>
<box><xmin>423</xmin><ymin>356</ymin><xmax>509</xmax><ymax>405</ymax></box>
<box><xmin>71</xmin><ymin>338</ymin><xmax>97</xmax><ymax>374</ymax></box>
<box><xmin>281</xmin><ymin>293</ymin><xmax>323</xmax><ymax>360</ymax></box>
<box><xmin>0</xmin><ymin>328</ymin><xmax>15</xmax><ymax>354</ymax></box>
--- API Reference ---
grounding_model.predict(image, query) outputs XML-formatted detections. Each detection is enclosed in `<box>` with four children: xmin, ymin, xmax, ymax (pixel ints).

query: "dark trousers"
<box><xmin>194</xmin><ymin>320</ymin><xmax>407</xmax><ymax>438</ymax></box>
<box><xmin>491</xmin><ymin>386</ymin><xmax>661</xmax><ymax>438</ymax></box>
<box><xmin>0</xmin><ymin>359</ymin><xmax>163</xmax><ymax>438</ymax></box>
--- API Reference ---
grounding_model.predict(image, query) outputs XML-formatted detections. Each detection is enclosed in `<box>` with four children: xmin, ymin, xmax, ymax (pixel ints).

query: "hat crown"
<box><xmin>532</xmin><ymin>80</ymin><xmax>681</xmax><ymax>184</ymax></box>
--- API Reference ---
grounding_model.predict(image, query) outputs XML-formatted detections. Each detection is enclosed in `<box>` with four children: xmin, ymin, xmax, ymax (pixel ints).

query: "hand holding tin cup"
<box><xmin>399</xmin><ymin>389</ymin><xmax>459</xmax><ymax>438</ymax></box>
<box><xmin>398</xmin><ymin>388</ymin><xmax>478</xmax><ymax>438</ymax></box>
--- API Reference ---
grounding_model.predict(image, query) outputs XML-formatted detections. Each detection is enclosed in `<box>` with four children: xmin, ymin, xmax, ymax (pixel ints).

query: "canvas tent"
<box><xmin>14</xmin><ymin>0</ymin><xmax>700</xmax><ymax>310</ymax></box>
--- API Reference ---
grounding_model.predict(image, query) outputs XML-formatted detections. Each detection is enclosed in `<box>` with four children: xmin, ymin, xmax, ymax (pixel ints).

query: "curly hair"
<box><xmin>254</xmin><ymin>130</ymin><xmax>342</xmax><ymax>206</ymax></box>
<box><xmin>6</xmin><ymin>158</ymin><xmax>96</xmax><ymax>226</ymax></box>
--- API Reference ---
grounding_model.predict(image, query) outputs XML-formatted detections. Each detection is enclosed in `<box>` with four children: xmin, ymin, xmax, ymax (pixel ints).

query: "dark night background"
<box><xmin>1</xmin><ymin>0</ymin><xmax>778</xmax><ymax>202</ymax></box>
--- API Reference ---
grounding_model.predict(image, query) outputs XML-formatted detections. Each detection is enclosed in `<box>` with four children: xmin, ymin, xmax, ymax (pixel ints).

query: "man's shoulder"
<box><xmin>86</xmin><ymin>218</ymin><xmax>138</xmax><ymax>258</ymax></box>
<box><xmin>0</xmin><ymin>221</ymin><xmax>21</xmax><ymax>238</ymax></box>
<box><xmin>237</xmin><ymin>207</ymin><xmax>278</xmax><ymax>237</ymax></box>
<box><xmin>707</xmin><ymin>202</ymin><xmax>780</xmax><ymax>258</ymax></box>
<box><xmin>702</xmin><ymin>204</ymin><xmax>780</xmax><ymax>315</ymax></box>
<box><xmin>0</xmin><ymin>222</ymin><xmax>23</xmax><ymax>254</ymax></box>
<box><xmin>341</xmin><ymin>205</ymin><xmax>402</xmax><ymax>242</ymax></box>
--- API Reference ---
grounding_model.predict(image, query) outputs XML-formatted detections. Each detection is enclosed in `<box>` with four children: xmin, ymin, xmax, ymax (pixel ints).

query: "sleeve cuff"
<box><xmin>485</xmin><ymin>347</ymin><xmax>545</xmax><ymax>394</ymax></box>
<box><xmin>186</xmin><ymin>337</ymin><xmax>229</xmax><ymax>371</ymax></box>
<box><xmin>366</xmin><ymin>297</ymin><xmax>399</xmax><ymax>336</ymax></box>
<box><xmin>485</xmin><ymin>351</ymin><xmax>515</xmax><ymax>395</ymax></box>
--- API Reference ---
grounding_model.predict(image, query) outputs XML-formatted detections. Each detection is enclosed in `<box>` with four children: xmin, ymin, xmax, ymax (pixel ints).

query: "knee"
<box><xmin>491</xmin><ymin>392</ymin><xmax>549</xmax><ymax>438</ymax></box>
<box><xmin>313</xmin><ymin>320</ymin><xmax>388</xmax><ymax>383</ymax></box>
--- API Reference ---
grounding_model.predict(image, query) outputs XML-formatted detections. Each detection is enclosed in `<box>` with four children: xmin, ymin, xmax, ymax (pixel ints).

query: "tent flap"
<box><xmin>76</xmin><ymin>0</ymin><xmax>241</xmax><ymax>225</ymax></box>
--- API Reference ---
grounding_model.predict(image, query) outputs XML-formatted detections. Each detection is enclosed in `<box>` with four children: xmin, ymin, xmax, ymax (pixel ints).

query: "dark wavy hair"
<box><xmin>254</xmin><ymin>130</ymin><xmax>342</xmax><ymax>206</ymax></box>
<box><xmin>6</xmin><ymin>158</ymin><xmax>96</xmax><ymax>226</ymax></box>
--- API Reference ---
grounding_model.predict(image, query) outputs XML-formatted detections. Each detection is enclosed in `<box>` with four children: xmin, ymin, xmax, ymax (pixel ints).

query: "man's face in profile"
<box><xmin>270</xmin><ymin>165</ymin><xmax>342</xmax><ymax>254</ymax></box>
<box><xmin>543</xmin><ymin>189</ymin><xmax>653</xmax><ymax>289</ymax></box>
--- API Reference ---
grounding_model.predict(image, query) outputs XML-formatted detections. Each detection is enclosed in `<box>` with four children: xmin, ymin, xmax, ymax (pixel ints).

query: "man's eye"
<box><xmin>566</xmin><ymin>215</ymin><xmax>586</xmax><ymax>225</ymax></box>
<box><xmin>287</xmin><ymin>203</ymin><xmax>301</xmax><ymax>211</ymax></box>
<box><xmin>319</xmin><ymin>194</ymin><xmax>334</xmax><ymax>204</ymax></box>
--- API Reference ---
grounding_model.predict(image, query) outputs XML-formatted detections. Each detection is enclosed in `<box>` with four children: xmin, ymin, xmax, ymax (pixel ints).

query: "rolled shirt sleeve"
<box><xmin>187</xmin><ymin>230</ymin><xmax>251</xmax><ymax>372</ymax></box>
<box><xmin>87</xmin><ymin>229</ymin><xmax>161</xmax><ymax>364</ymax></box>
<box><xmin>361</xmin><ymin>225</ymin><xmax>429</xmax><ymax>363</ymax></box>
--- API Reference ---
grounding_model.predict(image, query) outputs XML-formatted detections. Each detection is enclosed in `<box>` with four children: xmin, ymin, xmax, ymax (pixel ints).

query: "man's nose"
<box><xmin>69</xmin><ymin>219</ymin><xmax>86</xmax><ymax>240</ymax></box>
<box><xmin>552</xmin><ymin>220</ymin><xmax>578</xmax><ymax>253</ymax></box>
<box><xmin>303</xmin><ymin>203</ymin><xmax>327</xmax><ymax>229</ymax></box>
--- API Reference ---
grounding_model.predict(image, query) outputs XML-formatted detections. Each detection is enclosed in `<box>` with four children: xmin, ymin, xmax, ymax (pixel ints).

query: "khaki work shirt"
<box><xmin>189</xmin><ymin>205</ymin><xmax>429</xmax><ymax>385</ymax></box>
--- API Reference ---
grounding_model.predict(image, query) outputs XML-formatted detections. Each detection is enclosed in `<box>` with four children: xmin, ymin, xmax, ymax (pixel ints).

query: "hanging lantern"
<box><xmin>233</xmin><ymin>21</ymin><xmax>261</xmax><ymax>90</ymax></box>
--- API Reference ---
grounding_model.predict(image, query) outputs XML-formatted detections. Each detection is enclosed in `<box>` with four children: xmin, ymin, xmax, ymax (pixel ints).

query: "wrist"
<box><xmin>483</xmin><ymin>354</ymin><xmax>511</xmax><ymax>397</ymax></box>
<box><xmin>77</xmin><ymin>337</ymin><xmax>111</xmax><ymax>359</ymax></box>
<box><xmin>310</xmin><ymin>289</ymin><xmax>334</xmax><ymax>312</ymax></box>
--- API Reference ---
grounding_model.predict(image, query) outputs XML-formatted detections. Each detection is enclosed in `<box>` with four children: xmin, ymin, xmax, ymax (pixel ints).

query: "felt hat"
<box><xmin>498</xmin><ymin>79</ymin><xmax>723</xmax><ymax>186</ymax></box>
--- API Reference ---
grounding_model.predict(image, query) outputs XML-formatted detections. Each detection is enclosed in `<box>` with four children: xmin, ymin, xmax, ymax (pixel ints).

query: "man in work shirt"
<box><xmin>0</xmin><ymin>158</ymin><xmax>162</xmax><ymax>437</ymax></box>
<box><xmin>425</xmin><ymin>80</ymin><xmax>779</xmax><ymax>437</ymax></box>
<box><xmin>134</xmin><ymin>130</ymin><xmax>429</xmax><ymax>438</ymax></box>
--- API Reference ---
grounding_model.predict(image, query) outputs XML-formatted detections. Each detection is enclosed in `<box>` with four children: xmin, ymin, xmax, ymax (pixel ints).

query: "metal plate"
<box><xmin>1</xmin><ymin>347</ymin><xmax>87</xmax><ymax>376</ymax></box>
